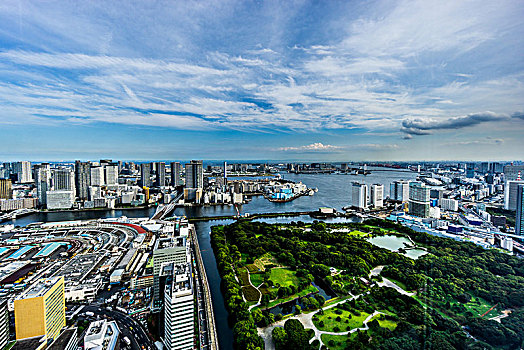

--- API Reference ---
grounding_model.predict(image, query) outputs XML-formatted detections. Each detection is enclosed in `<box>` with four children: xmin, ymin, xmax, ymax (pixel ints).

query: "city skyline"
<box><xmin>0</xmin><ymin>1</ymin><xmax>523</xmax><ymax>161</ymax></box>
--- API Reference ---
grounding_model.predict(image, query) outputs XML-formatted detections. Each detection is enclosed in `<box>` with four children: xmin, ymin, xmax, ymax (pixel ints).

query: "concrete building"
<box><xmin>408</xmin><ymin>181</ymin><xmax>430</xmax><ymax>218</ymax></box>
<box><xmin>46</xmin><ymin>190</ymin><xmax>75</xmax><ymax>210</ymax></box>
<box><xmin>504</xmin><ymin>180</ymin><xmax>524</xmax><ymax>211</ymax></box>
<box><xmin>140</xmin><ymin>163</ymin><xmax>151</xmax><ymax>187</ymax></box>
<box><xmin>35</xmin><ymin>163</ymin><xmax>51</xmax><ymax>206</ymax></box>
<box><xmin>75</xmin><ymin>161</ymin><xmax>91</xmax><ymax>201</ymax></box>
<box><xmin>390</xmin><ymin>180</ymin><xmax>410</xmax><ymax>202</ymax></box>
<box><xmin>351</xmin><ymin>182</ymin><xmax>368</xmax><ymax>210</ymax></box>
<box><xmin>14</xmin><ymin>276</ymin><xmax>65</xmax><ymax>343</ymax></box>
<box><xmin>370</xmin><ymin>184</ymin><xmax>384</xmax><ymax>208</ymax></box>
<box><xmin>52</xmin><ymin>168</ymin><xmax>75</xmax><ymax>191</ymax></box>
<box><xmin>440</xmin><ymin>198</ymin><xmax>459</xmax><ymax>211</ymax></box>
<box><xmin>170</xmin><ymin>162</ymin><xmax>182</xmax><ymax>187</ymax></box>
<box><xmin>185</xmin><ymin>160</ymin><xmax>203</xmax><ymax>190</ymax></box>
<box><xmin>516</xmin><ymin>184</ymin><xmax>524</xmax><ymax>236</ymax></box>
<box><xmin>155</xmin><ymin>162</ymin><xmax>166</xmax><ymax>187</ymax></box>
<box><xmin>0</xmin><ymin>299</ymin><xmax>8</xmax><ymax>350</ymax></box>
<box><xmin>84</xmin><ymin>320</ymin><xmax>120</xmax><ymax>350</ymax></box>
<box><xmin>0</xmin><ymin>179</ymin><xmax>12</xmax><ymax>199</ymax></box>
<box><xmin>163</xmin><ymin>264</ymin><xmax>194</xmax><ymax>350</ymax></box>
<box><xmin>153</xmin><ymin>237</ymin><xmax>189</xmax><ymax>307</ymax></box>
<box><xmin>500</xmin><ymin>236</ymin><xmax>513</xmax><ymax>251</ymax></box>
<box><xmin>104</xmin><ymin>163</ymin><xmax>119</xmax><ymax>185</ymax></box>
<box><xmin>90</xmin><ymin>166</ymin><xmax>105</xmax><ymax>186</ymax></box>
<box><xmin>12</xmin><ymin>161</ymin><xmax>32</xmax><ymax>183</ymax></box>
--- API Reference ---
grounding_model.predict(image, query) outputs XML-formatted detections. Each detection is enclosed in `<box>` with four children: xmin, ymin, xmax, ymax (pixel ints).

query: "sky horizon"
<box><xmin>0</xmin><ymin>1</ymin><xmax>523</xmax><ymax>161</ymax></box>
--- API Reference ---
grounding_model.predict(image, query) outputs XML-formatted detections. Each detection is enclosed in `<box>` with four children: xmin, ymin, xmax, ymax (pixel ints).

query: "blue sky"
<box><xmin>0</xmin><ymin>0</ymin><xmax>523</xmax><ymax>161</ymax></box>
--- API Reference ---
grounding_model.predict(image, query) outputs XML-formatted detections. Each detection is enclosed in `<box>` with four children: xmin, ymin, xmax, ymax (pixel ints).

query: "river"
<box><xmin>0</xmin><ymin>169</ymin><xmax>418</xmax><ymax>349</ymax></box>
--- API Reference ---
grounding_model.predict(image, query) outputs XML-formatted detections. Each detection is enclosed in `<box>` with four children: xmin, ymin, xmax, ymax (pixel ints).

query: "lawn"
<box><xmin>349</xmin><ymin>230</ymin><xmax>368</xmax><ymax>237</ymax></box>
<box><xmin>449</xmin><ymin>295</ymin><xmax>500</xmax><ymax>318</ymax></box>
<box><xmin>321</xmin><ymin>334</ymin><xmax>352</xmax><ymax>350</ymax></box>
<box><xmin>270</xmin><ymin>267</ymin><xmax>299</xmax><ymax>287</ymax></box>
<box><xmin>313</xmin><ymin>307</ymin><xmax>370</xmax><ymax>332</ymax></box>
<box><xmin>250</xmin><ymin>272</ymin><xmax>265</xmax><ymax>287</ymax></box>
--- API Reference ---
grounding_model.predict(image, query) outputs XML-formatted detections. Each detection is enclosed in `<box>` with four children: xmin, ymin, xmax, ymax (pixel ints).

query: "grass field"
<box><xmin>449</xmin><ymin>295</ymin><xmax>500</xmax><ymax>318</ymax></box>
<box><xmin>270</xmin><ymin>267</ymin><xmax>299</xmax><ymax>287</ymax></box>
<box><xmin>321</xmin><ymin>334</ymin><xmax>352</xmax><ymax>350</ymax></box>
<box><xmin>313</xmin><ymin>307</ymin><xmax>370</xmax><ymax>332</ymax></box>
<box><xmin>250</xmin><ymin>272</ymin><xmax>265</xmax><ymax>287</ymax></box>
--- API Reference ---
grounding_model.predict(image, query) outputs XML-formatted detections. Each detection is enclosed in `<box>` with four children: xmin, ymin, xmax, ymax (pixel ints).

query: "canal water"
<box><xmin>1</xmin><ymin>169</ymin><xmax>418</xmax><ymax>349</ymax></box>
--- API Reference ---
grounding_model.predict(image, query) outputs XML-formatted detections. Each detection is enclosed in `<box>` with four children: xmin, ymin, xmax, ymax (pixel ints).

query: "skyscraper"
<box><xmin>390</xmin><ymin>180</ymin><xmax>410</xmax><ymax>202</ymax></box>
<box><xmin>0</xmin><ymin>179</ymin><xmax>12</xmax><ymax>199</ymax></box>
<box><xmin>35</xmin><ymin>163</ymin><xmax>51</xmax><ymax>206</ymax></box>
<box><xmin>155</xmin><ymin>162</ymin><xmax>166</xmax><ymax>187</ymax></box>
<box><xmin>90</xmin><ymin>166</ymin><xmax>105</xmax><ymax>186</ymax></box>
<box><xmin>163</xmin><ymin>264</ymin><xmax>194</xmax><ymax>350</ymax></box>
<box><xmin>104</xmin><ymin>163</ymin><xmax>119</xmax><ymax>185</ymax></box>
<box><xmin>140</xmin><ymin>163</ymin><xmax>151</xmax><ymax>187</ymax></box>
<box><xmin>184</xmin><ymin>160</ymin><xmax>203</xmax><ymax>202</ymax></box>
<box><xmin>185</xmin><ymin>160</ymin><xmax>203</xmax><ymax>189</ymax></box>
<box><xmin>170</xmin><ymin>162</ymin><xmax>182</xmax><ymax>187</ymax></box>
<box><xmin>12</xmin><ymin>161</ymin><xmax>32</xmax><ymax>183</ymax></box>
<box><xmin>14</xmin><ymin>276</ymin><xmax>65</xmax><ymax>343</ymax></box>
<box><xmin>408</xmin><ymin>181</ymin><xmax>430</xmax><ymax>218</ymax></box>
<box><xmin>516</xmin><ymin>184</ymin><xmax>524</xmax><ymax>236</ymax></box>
<box><xmin>504</xmin><ymin>180</ymin><xmax>524</xmax><ymax>211</ymax></box>
<box><xmin>351</xmin><ymin>182</ymin><xmax>368</xmax><ymax>210</ymax></box>
<box><xmin>52</xmin><ymin>168</ymin><xmax>75</xmax><ymax>191</ymax></box>
<box><xmin>370</xmin><ymin>184</ymin><xmax>384</xmax><ymax>208</ymax></box>
<box><xmin>75</xmin><ymin>161</ymin><xmax>91</xmax><ymax>200</ymax></box>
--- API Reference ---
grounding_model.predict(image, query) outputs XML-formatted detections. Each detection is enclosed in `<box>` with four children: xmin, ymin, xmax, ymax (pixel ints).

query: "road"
<box><xmin>83</xmin><ymin>305</ymin><xmax>155</xmax><ymax>350</ymax></box>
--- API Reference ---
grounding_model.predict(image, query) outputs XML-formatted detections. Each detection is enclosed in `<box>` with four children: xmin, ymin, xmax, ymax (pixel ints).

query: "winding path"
<box><xmin>258</xmin><ymin>266</ymin><xmax>415</xmax><ymax>349</ymax></box>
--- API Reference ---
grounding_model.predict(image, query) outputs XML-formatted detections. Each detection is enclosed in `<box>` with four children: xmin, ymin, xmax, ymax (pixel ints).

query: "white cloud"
<box><xmin>278</xmin><ymin>143</ymin><xmax>341</xmax><ymax>152</ymax></box>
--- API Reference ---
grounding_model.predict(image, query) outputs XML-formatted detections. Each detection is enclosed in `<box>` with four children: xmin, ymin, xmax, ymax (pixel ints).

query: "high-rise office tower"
<box><xmin>75</xmin><ymin>161</ymin><xmax>91</xmax><ymax>200</ymax></box>
<box><xmin>370</xmin><ymin>184</ymin><xmax>384</xmax><ymax>208</ymax></box>
<box><xmin>90</xmin><ymin>166</ymin><xmax>105</xmax><ymax>186</ymax></box>
<box><xmin>52</xmin><ymin>168</ymin><xmax>75</xmax><ymax>191</ymax></box>
<box><xmin>104</xmin><ymin>163</ymin><xmax>119</xmax><ymax>185</ymax></box>
<box><xmin>0</xmin><ymin>299</ymin><xmax>8</xmax><ymax>350</ymax></box>
<box><xmin>184</xmin><ymin>160</ymin><xmax>204</xmax><ymax>203</ymax></box>
<box><xmin>409</xmin><ymin>181</ymin><xmax>430</xmax><ymax>218</ymax></box>
<box><xmin>351</xmin><ymin>182</ymin><xmax>368</xmax><ymax>210</ymax></box>
<box><xmin>155</xmin><ymin>162</ymin><xmax>166</xmax><ymax>187</ymax></box>
<box><xmin>35</xmin><ymin>163</ymin><xmax>51</xmax><ymax>206</ymax></box>
<box><xmin>14</xmin><ymin>276</ymin><xmax>65</xmax><ymax>343</ymax></box>
<box><xmin>390</xmin><ymin>180</ymin><xmax>410</xmax><ymax>202</ymax></box>
<box><xmin>163</xmin><ymin>264</ymin><xmax>194</xmax><ymax>350</ymax></box>
<box><xmin>12</xmin><ymin>161</ymin><xmax>32</xmax><ymax>183</ymax></box>
<box><xmin>170</xmin><ymin>162</ymin><xmax>182</xmax><ymax>187</ymax></box>
<box><xmin>153</xmin><ymin>237</ymin><xmax>189</xmax><ymax>308</ymax></box>
<box><xmin>516</xmin><ymin>185</ymin><xmax>524</xmax><ymax>236</ymax></box>
<box><xmin>504</xmin><ymin>180</ymin><xmax>524</xmax><ymax>211</ymax></box>
<box><xmin>185</xmin><ymin>160</ymin><xmax>203</xmax><ymax>189</ymax></box>
<box><xmin>140</xmin><ymin>163</ymin><xmax>151</xmax><ymax>187</ymax></box>
<box><xmin>466</xmin><ymin>163</ymin><xmax>475</xmax><ymax>178</ymax></box>
<box><xmin>0</xmin><ymin>179</ymin><xmax>12</xmax><ymax>199</ymax></box>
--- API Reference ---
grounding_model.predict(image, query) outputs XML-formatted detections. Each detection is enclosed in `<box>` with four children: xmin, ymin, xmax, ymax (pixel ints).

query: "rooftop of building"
<box><xmin>154</xmin><ymin>236</ymin><xmax>186</xmax><ymax>250</ymax></box>
<box><xmin>17</xmin><ymin>276</ymin><xmax>62</xmax><ymax>299</ymax></box>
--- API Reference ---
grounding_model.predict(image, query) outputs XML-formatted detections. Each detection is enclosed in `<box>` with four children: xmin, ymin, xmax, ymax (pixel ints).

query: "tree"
<box><xmin>272</xmin><ymin>327</ymin><xmax>288</xmax><ymax>350</ymax></box>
